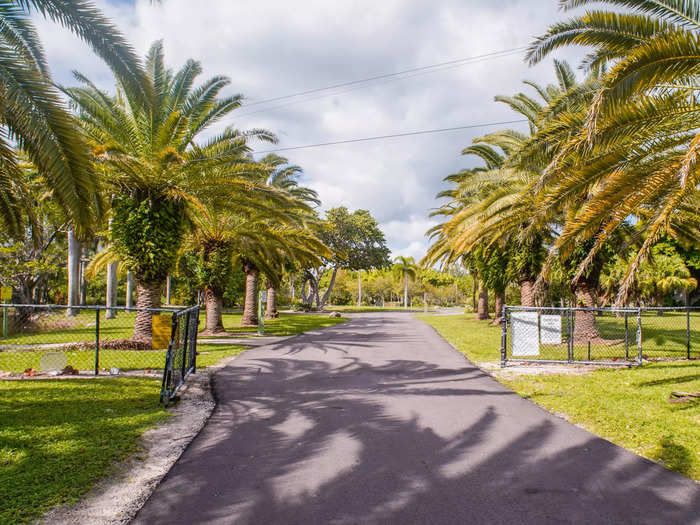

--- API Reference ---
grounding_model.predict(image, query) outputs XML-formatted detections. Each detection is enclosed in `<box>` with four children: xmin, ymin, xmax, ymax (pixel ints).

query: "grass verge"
<box><xmin>0</xmin><ymin>378</ymin><xmax>167</xmax><ymax>524</ymax></box>
<box><xmin>418</xmin><ymin>313</ymin><xmax>700</xmax><ymax>482</ymax></box>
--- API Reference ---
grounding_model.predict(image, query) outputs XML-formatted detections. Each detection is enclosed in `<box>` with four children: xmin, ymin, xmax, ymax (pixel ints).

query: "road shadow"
<box><xmin>134</xmin><ymin>314</ymin><xmax>700</xmax><ymax>525</ymax></box>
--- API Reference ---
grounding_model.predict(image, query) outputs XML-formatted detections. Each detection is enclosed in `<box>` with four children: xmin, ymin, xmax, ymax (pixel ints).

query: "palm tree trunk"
<box><xmin>202</xmin><ymin>287</ymin><xmax>225</xmax><ymax>334</ymax></box>
<box><xmin>520</xmin><ymin>280</ymin><xmax>535</xmax><ymax>307</ymax></box>
<box><xmin>477</xmin><ymin>279</ymin><xmax>490</xmax><ymax>320</ymax></box>
<box><xmin>471</xmin><ymin>276</ymin><xmax>477</xmax><ymax>312</ymax></box>
<box><xmin>573</xmin><ymin>282</ymin><xmax>600</xmax><ymax>342</ymax></box>
<box><xmin>126</xmin><ymin>271</ymin><xmax>134</xmax><ymax>309</ymax></box>
<box><xmin>265</xmin><ymin>280</ymin><xmax>278</xmax><ymax>319</ymax></box>
<box><xmin>492</xmin><ymin>290</ymin><xmax>505</xmax><ymax>326</ymax></box>
<box><xmin>165</xmin><ymin>275</ymin><xmax>172</xmax><ymax>305</ymax></box>
<box><xmin>301</xmin><ymin>279</ymin><xmax>309</xmax><ymax>304</ymax></box>
<box><xmin>241</xmin><ymin>263</ymin><xmax>259</xmax><ymax>327</ymax></box>
<box><xmin>66</xmin><ymin>229</ymin><xmax>81</xmax><ymax>317</ymax></box>
<box><xmin>131</xmin><ymin>281</ymin><xmax>162</xmax><ymax>343</ymax></box>
<box><xmin>404</xmin><ymin>276</ymin><xmax>408</xmax><ymax>309</ymax></box>
<box><xmin>105</xmin><ymin>261</ymin><xmax>118</xmax><ymax>319</ymax></box>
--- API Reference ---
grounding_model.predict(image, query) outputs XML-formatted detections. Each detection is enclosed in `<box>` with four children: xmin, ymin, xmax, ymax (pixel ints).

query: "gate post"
<box><xmin>500</xmin><ymin>306</ymin><xmax>507</xmax><ymax>368</ymax></box>
<box><xmin>636</xmin><ymin>308</ymin><xmax>643</xmax><ymax>365</ymax></box>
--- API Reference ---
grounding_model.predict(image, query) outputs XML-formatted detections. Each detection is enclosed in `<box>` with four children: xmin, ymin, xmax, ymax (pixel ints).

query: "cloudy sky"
<box><xmin>34</xmin><ymin>0</ymin><xmax>587</xmax><ymax>260</ymax></box>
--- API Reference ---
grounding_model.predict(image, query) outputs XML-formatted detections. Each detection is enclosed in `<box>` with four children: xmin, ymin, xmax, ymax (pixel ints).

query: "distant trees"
<box><xmin>392</xmin><ymin>256</ymin><xmax>418</xmax><ymax>309</ymax></box>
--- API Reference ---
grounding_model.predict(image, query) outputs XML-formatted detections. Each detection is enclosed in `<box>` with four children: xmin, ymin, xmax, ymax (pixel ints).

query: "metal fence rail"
<box><xmin>0</xmin><ymin>303</ymin><xmax>198</xmax><ymax>378</ymax></box>
<box><xmin>500</xmin><ymin>306</ymin><xmax>699</xmax><ymax>367</ymax></box>
<box><xmin>160</xmin><ymin>304</ymin><xmax>199</xmax><ymax>406</ymax></box>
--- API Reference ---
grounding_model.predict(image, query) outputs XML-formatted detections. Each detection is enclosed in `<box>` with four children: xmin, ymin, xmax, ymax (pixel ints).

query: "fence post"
<box><xmin>192</xmin><ymin>310</ymin><xmax>199</xmax><ymax>374</ymax></box>
<box><xmin>624</xmin><ymin>312</ymin><xmax>629</xmax><ymax>360</ymax></box>
<box><xmin>181</xmin><ymin>312</ymin><xmax>188</xmax><ymax>380</ymax></box>
<box><xmin>568</xmin><ymin>309</ymin><xmax>574</xmax><ymax>363</ymax></box>
<box><xmin>500</xmin><ymin>305</ymin><xmax>507</xmax><ymax>367</ymax></box>
<box><xmin>636</xmin><ymin>308</ymin><xmax>643</xmax><ymax>365</ymax></box>
<box><xmin>687</xmin><ymin>306</ymin><xmax>691</xmax><ymax>360</ymax></box>
<box><xmin>94</xmin><ymin>308</ymin><xmax>100</xmax><ymax>376</ymax></box>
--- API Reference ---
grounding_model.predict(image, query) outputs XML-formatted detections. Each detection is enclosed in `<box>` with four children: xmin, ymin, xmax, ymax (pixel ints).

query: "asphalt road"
<box><xmin>133</xmin><ymin>312</ymin><xmax>700</xmax><ymax>525</ymax></box>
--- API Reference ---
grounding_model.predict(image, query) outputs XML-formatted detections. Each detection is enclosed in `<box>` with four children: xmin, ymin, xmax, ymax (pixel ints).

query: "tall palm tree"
<box><xmin>66</xmin><ymin>41</ymin><xmax>277</xmax><ymax>342</ymax></box>
<box><xmin>392</xmin><ymin>256</ymin><xmax>418</xmax><ymax>309</ymax></box>
<box><xmin>0</xmin><ymin>0</ymin><xmax>147</xmax><ymax>235</ymax></box>
<box><xmin>527</xmin><ymin>0</ymin><xmax>700</xmax><ymax>301</ymax></box>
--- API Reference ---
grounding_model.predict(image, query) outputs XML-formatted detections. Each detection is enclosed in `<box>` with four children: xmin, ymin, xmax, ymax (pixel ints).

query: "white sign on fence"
<box><xmin>511</xmin><ymin>311</ymin><xmax>540</xmax><ymax>356</ymax></box>
<box><xmin>540</xmin><ymin>314</ymin><xmax>562</xmax><ymax>345</ymax></box>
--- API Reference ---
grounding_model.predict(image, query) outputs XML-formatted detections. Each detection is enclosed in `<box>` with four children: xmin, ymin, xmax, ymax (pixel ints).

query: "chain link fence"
<box><xmin>501</xmin><ymin>306</ymin><xmax>699</xmax><ymax>366</ymax></box>
<box><xmin>0</xmin><ymin>304</ymin><xmax>197</xmax><ymax>379</ymax></box>
<box><xmin>160</xmin><ymin>305</ymin><xmax>199</xmax><ymax>406</ymax></box>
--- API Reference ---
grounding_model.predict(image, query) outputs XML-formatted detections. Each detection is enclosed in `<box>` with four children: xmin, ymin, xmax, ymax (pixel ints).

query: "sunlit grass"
<box><xmin>0</xmin><ymin>378</ymin><xmax>168</xmax><ymax>524</ymax></box>
<box><xmin>200</xmin><ymin>312</ymin><xmax>347</xmax><ymax>336</ymax></box>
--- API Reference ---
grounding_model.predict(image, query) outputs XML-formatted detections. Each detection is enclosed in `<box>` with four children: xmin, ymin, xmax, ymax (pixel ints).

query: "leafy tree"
<box><xmin>304</xmin><ymin>207</ymin><xmax>390</xmax><ymax>309</ymax></box>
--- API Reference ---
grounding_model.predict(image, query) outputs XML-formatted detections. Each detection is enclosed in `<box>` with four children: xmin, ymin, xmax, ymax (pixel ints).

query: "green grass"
<box><xmin>418</xmin><ymin>313</ymin><xmax>700</xmax><ymax>482</ymax></box>
<box><xmin>0</xmin><ymin>310</ymin><xmax>137</xmax><ymax>345</ymax></box>
<box><xmin>0</xmin><ymin>378</ymin><xmax>168</xmax><ymax>524</ymax></box>
<box><xmin>201</xmin><ymin>312</ymin><xmax>348</xmax><ymax>336</ymax></box>
<box><xmin>0</xmin><ymin>311</ymin><xmax>341</xmax><ymax>373</ymax></box>
<box><xmin>416</xmin><ymin>313</ymin><xmax>502</xmax><ymax>363</ymax></box>
<box><xmin>195</xmin><ymin>344</ymin><xmax>246</xmax><ymax>367</ymax></box>
<box><xmin>0</xmin><ymin>342</ymin><xmax>246</xmax><ymax>374</ymax></box>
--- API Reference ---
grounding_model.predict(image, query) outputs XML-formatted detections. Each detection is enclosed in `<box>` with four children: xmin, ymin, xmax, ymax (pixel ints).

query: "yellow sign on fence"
<box><xmin>152</xmin><ymin>314</ymin><xmax>173</xmax><ymax>350</ymax></box>
<box><xmin>0</xmin><ymin>286</ymin><xmax>11</xmax><ymax>302</ymax></box>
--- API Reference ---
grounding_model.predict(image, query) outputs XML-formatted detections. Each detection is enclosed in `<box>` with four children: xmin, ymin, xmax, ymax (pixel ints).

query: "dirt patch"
<box><xmin>37</xmin><ymin>370</ymin><xmax>216</xmax><ymax>525</ymax></box>
<box><xmin>480</xmin><ymin>361</ymin><xmax>598</xmax><ymax>379</ymax></box>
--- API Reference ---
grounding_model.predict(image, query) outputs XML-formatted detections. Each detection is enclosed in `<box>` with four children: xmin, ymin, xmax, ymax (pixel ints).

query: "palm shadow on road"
<box><xmin>135</xmin><ymin>314</ymin><xmax>700</xmax><ymax>525</ymax></box>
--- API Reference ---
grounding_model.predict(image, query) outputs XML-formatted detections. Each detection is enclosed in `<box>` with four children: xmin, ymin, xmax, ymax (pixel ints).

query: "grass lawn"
<box><xmin>0</xmin><ymin>311</ymin><xmax>338</xmax><ymax>373</ymax></box>
<box><xmin>418</xmin><ymin>313</ymin><xmax>700</xmax><ymax>482</ymax></box>
<box><xmin>0</xmin><ymin>378</ymin><xmax>168</xmax><ymax>524</ymax></box>
<box><xmin>0</xmin><ymin>342</ymin><xmax>246</xmax><ymax>374</ymax></box>
<box><xmin>202</xmin><ymin>312</ymin><xmax>348</xmax><ymax>336</ymax></box>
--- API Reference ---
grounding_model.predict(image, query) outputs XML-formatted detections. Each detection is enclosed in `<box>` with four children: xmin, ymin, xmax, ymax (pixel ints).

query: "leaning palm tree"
<box><xmin>65</xmin><ymin>41</ymin><xmax>278</xmax><ymax>342</ymax></box>
<box><xmin>527</xmin><ymin>0</ymin><xmax>700</xmax><ymax>302</ymax></box>
<box><xmin>0</xmin><ymin>0</ymin><xmax>148</xmax><ymax>235</ymax></box>
<box><xmin>392</xmin><ymin>256</ymin><xmax>418</xmax><ymax>309</ymax></box>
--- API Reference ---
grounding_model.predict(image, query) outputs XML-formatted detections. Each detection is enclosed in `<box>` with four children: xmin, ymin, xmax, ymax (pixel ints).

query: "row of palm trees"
<box><xmin>0</xmin><ymin>2</ymin><xmax>329</xmax><ymax>343</ymax></box>
<box><xmin>424</xmin><ymin>0</ymin><xmax>699</xmax><ymax>338</ymax></box>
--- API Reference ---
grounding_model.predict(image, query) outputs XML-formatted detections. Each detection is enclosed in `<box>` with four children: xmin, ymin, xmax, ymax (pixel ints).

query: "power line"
<box><xmin>251</xmin><ymin>119</ymin><xmax>529</xmax><ymax>155</ymax></box>
<box><xmin>233</xmin><ymin>48</ymin><xmax>525</xmax><ymax>120</ymax></box>
<box><xmin>241</xmin><ymin>46</ymin><xmax>527</xmax><ymax>109</ymax></box>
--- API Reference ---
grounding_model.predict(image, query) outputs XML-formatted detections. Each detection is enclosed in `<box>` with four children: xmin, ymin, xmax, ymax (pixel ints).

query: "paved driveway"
<box><xmin>134</xmin><ymin>312</ymin><xmax>700</xmax><ymax>524</ymax></box>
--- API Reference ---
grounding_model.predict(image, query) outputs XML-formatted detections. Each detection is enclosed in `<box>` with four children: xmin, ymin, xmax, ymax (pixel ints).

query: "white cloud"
<box><xmin>32</xmin><ymin>0</ymin><xmax>587</xmax><ymax>261</ymax></box>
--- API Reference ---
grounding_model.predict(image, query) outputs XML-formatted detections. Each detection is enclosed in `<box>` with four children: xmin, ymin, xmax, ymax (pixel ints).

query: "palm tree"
<box><xmin>261</xmin><ymin>154</ymin><xmax>321</xmax><ymax>206</ymax></box>
<box><xmin>66</xmin><ymin>41</ymin><xmax>277</xmax><ymax>342</ymax></box>
<box><xmin>392</xmin><ymin>256</ymin><xmax>417</xmax><ymax>309</ymax></box>
<box><xmin>527</xmin><ymin>0</ymin><xmax>700</xmax><ymax>302</ymax></box>
<box><xmin>0</xmin><ymin>0</ymin><xmax>148</xmax><ymax>235</ymax></box>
